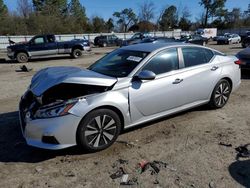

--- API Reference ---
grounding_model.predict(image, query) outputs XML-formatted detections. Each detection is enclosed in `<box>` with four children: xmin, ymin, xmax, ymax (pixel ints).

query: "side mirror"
<box><xmin>136</xmin><ymin>70</ymin><xmax>156</xmax><ymax>80</ymax></box>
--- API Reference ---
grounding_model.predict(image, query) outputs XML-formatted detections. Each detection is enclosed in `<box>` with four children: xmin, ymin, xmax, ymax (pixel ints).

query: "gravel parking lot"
<box><xmin>0</xmin><ymin>43</ymin><xmax>249</xmax><ymax>188</ymax></box>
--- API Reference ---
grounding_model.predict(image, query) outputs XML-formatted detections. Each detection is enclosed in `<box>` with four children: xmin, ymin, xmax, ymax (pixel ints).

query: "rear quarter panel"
<box><xmin>217</xmin><ymin>55</ymin><xmax>241</xmax><ymax>92</ymax></box>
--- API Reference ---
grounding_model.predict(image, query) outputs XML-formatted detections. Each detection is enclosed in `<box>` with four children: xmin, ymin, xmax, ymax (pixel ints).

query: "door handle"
<box><xmin>211</xmin><ymin>66</ymin><xmax>219</xmax><ymax>71</ymax></box>
<box><xmin>172</xmin><ymin>78</ymin><xmax>183</xmax><ymax>84</ymax></box>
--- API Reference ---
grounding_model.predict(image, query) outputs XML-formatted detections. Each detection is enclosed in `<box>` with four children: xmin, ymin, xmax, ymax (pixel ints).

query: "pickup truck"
<box><xmin>7</xmin><ymin>34</ymin><xmax>91</xmax><ymax>63</ymax></box>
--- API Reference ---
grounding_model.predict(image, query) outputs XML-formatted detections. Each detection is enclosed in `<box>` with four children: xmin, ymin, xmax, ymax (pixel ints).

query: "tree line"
<box><xmin>0</xmin><ymin>0</ymin><xmax>250</xmax><ymax>35</ymax></box>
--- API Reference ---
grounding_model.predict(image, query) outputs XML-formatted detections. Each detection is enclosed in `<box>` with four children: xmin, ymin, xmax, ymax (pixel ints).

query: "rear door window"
<box><xmin>182</xmin><ymin>47</ymin><xmax>214</xmax><ymax>68</ymax></box>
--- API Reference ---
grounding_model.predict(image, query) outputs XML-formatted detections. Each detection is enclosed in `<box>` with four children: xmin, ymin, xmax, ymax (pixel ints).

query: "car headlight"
<box><xmin>34</xmin><ymin>102</ymin><xmax>76</xmax><ymax>119</ymax></box>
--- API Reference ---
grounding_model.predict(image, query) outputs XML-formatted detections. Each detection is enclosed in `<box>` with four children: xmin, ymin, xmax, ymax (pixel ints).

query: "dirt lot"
<box><xmin>0</xmin><ymin>43</ymin><xmax>250</xmax><ymax>188</ymax></box>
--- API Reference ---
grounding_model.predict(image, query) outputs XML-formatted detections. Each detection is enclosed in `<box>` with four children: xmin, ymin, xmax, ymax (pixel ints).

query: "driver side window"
<box><xmin>142</xmin><ymin>48</ymin><xmax>179</xmax><ymax>75</ymax></box>
<box><xmin>34</xmin><ymin>37</ymin><xmax>45</xmax><ymax>44</ymax></box>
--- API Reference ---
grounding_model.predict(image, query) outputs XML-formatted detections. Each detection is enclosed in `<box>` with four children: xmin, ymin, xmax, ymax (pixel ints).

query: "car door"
<box><xmin>129</xmin><ymin>48</ymin><xmax>185</xmax><ymax>120</ymax></box>
<box><xmin>45</xmin><ymin>35</ymin><xmax>58</xmax><ymax>55</ymax></box>
<box><xmin>176</xmin><ymin>47</ymin><xmax>221</xmax><ymax>105</ymax></box>
<box><xmin>28</xmin><ymin>36</ymin><xmax>48</xmax><ymax>56</ymax></box>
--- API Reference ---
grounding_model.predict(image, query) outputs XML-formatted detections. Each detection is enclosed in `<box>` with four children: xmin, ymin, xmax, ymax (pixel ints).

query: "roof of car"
<box><xmin>120</xmin><ymin>42</ymin><xmax>186</xmax><ymax>52</ymax></box>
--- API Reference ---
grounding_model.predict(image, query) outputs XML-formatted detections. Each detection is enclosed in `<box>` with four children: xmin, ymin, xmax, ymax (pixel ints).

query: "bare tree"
<box><xmin>138</xmin><ymin>1</ymin><xmax>155</xmax><ymax>22</ymax></box>
<box><xmin>17</xmin><ymin>0</ymin><xmax>32</xmax><ymax>18</ymax></box>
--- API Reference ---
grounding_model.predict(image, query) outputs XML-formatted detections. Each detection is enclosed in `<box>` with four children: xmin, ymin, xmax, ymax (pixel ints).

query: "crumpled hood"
<box><xmin>30</xmin><ymin>66</ymin><xmax>117</xmax><ymax>96</ymax></box>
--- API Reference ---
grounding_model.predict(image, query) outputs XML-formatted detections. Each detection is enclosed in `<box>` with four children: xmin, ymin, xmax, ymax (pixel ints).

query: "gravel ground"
<box><xmin>0</xmin><ymin>43</ymin><xmax>249</xmax><ymax>188</ymax></box>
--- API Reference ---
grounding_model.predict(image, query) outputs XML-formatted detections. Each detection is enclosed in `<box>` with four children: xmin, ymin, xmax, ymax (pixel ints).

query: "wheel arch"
<box><xmin>72</xmin><ymin>44</ymin><xmax>84</xmax><ymax>51</ymax></box>
<box><xmin>221</xmin><ymin>77</ymin><xmax>233</xmax><ymax>89</ymax></box>
<box><xmin>78</xmin><ymin>105</ymin><xmax>125</xmax><ymax>131</ymax></box>
<box><xmin>14</xmin><ymin>50</ymin><xmax>30</xmax><ymax>58</ymax></box>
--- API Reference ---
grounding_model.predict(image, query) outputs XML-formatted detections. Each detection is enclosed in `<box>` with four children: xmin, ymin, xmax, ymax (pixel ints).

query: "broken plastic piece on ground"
<box><xmin>117</xmin><ymin>159</ymin><xmax>129</xmax><ymax>164</ymax></box>
<box><xmin>219</xmin><ymin>142</ymin><xmax>232</xmax><ymax>147</ymax></box>
<box><xmin>150</xmin><ymin>162</ymin><xmax>160</xmax><ymax>174</ymax></box>
<box><xmin>153</xmin><ymin>179</ymin><xmax>159</xmax><ymax>184</ymax></box>
<box><xmin>235</xmin><ymin>144</ymin><xmax>250</xmax><ymax>158</ymax></box>
<box><xmin>137</xmin><ymin>160</ymin><xmax>149</xmax><ymax>173</ymax></box>
<box><xmin>120</xmin><ymin>174</ymin><xmax>129</xmax><ymax>184</ymax></box>
<box><xmin>16</xmin><ymin>65</ymin><xmax>32</xmax><ymax>72</ymax></box>
<box><xmin>120</xmin><ymin>177</ymin><xmax>138</xmax><ymax>186</ymax></box>
<box><xmin>110</xmin><ymin>167</ymin><xmax>126</xmax><ymax>179</ymax></box>
<box><xmin>116</xmin><ymin>140</ymin><xmax>135</xmax><ymax>147</ymax></box>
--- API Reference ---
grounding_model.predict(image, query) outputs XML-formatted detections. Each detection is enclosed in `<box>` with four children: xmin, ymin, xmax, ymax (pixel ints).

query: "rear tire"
<box><xmin>16</xmin><ymin>52</ymin><xmax>28</xmax><ymax>63</ymax></box>
<box><xmin>209</xmin><ymin>79</ymin><xmax>232</xmax><ymax>109</ymax></box>
<box><xmin>76</xmin><ymin>109</ymin><xmax>121</xmax><ymax>152</ymax></box>
<box><xmin>71</xmin><ymin>48</ymin><xmax>82</xmax><ymax>58</ymax></box>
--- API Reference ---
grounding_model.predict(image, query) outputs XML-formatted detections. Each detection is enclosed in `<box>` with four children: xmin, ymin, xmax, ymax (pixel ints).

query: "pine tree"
<box><xmin>0</xmin><ymin>0</ymin><xmax>8</xmax><ymax>16</ymax></box>
<box><xmin>69</xmin><ymin>0</ymin><xmax>88</xmax><ymax>32</ymax></box>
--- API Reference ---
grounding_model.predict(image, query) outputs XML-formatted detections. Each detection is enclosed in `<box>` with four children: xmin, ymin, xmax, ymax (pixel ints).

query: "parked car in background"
<box><xmin>213</xmin><ymin>33</ymin><xmax>231</xmax><ymax>41</ymax></box>
<box><xmin>94</xmin><ymin>34</ymin><xmax>122</xmax><ymax>47</ymax></box>
<box><xmin>240</xmin><ymin>30</ymin><xmax>250</xmax><ymax>42</ymax></box>
<box><xmin>121</xmin><ymin>32</ymin><xmax>153</xmax><ymax>46</ymax></box>
<box><xmin>19</xmin><ymin>43</ymin><xmax>241</xmax><ymax>151</ymax></box>
<box><xmin>7</xmin><ymin>34</ymin><xmax>91</xmax><ymax>63</ymax></box>
<box><xmin>217</xmin><ymin>34</ymin><xmax>241</xmax><ymax>44</ymax></box>
<box><xmin>236</xmin><ymin>48</ymin><xmax>250</xmax><ymax>69</ymax></box>
<box><xmin>179</xmin><ymin>35</ymin><xmax>208</xmax><ymax>46</ymax></box>
<box><xmin>138</xmin><ymin>37</ymin><xmax>177</xmax><ymax>44</ymax></box>
<box><xmin>241</xmin><ymin>36</ymin><xmax>250</xmax><ymax>48</ymax></box>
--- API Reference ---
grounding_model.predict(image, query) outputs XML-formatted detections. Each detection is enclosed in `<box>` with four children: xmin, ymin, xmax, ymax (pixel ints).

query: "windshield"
<box><xmin>89</xmin><ymin>49</ymin><xmax>149</xmax><ymax>77</ymax></box>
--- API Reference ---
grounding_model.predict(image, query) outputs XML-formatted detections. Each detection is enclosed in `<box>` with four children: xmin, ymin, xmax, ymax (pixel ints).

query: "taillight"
<box><xmin>234</xmin><ymin>60</ymin><xmax>242</xmax><ymax>65</ymax></box>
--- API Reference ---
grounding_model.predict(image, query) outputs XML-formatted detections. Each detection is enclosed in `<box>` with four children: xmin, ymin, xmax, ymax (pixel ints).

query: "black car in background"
<box><xmin>139</xmin><ymin>37</ymin><xmax>177</xmax><ymax>44</ymax></box>
<box><xmin>236</xmin><ymin>48</ymin><xmax>250</xmax><ymax>69</ymax></box>
<box><xmin>179</xmin><ymin>35</ymin><xmax>208</xmax><ymax>46</ymax></box>
<box><xmin>94</xmin><ymin>34</ymin><xmax>122</xmax><ymax>47</ymax></box>
<box><xmin>120</xmin><ymin>32</ymin><xmax>153</xmax><ymax>46</ymax></box>
<box><xmin>242</xmin><ymin>36</ymin><xmax>250</xmax><ymax>48</ymax></box>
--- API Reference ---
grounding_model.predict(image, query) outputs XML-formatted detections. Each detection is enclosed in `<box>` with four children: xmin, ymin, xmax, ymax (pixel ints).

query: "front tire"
<box><xmin>16</xmin><ymin>52</ymin><xmax>28</xmax><ymax>63</ymax></box>
<box><xmin>209</xmin><ymin>79</ymin><xmax>232</xmax><ymax>109</ymax></box>
<box><xmin>71</xmin><ymin>48</ymin><xmax>82</xmax><ymax>58</ymax></box>
<box><xmin>76</xmin><ymin>109</ymin><xmax>121</xmax><ymax>152</ymax></box>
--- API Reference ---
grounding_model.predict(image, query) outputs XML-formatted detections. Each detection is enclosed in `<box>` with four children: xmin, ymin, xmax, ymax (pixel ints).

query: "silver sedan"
<box><xmin>19</xmin><ymin>43</ymin><xmax>241</xmax><ymax>151</ymax></box>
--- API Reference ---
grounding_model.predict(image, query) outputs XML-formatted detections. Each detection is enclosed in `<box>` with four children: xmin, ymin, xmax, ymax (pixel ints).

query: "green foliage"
<box><xmin>68</xmin><ymin>0</ymin><xmax>88</xmax><ymax>33</ymax></box>
<box><xmin>113</xmin><ymin>8</ymin><xmax>137</xmax><ymax>32</ymax></box>
<box><xmin>105</xmin><ymin>18</ymin><xmax>114</xmax><ymax>32</ymax></box>
<box><xmin>160</xmin><ymin>5</ymin><xmax>178</xmax><ymax>30</ymax></box>
<box><xmin>199</xmin><ymin>0</ymin><xmax>227</xmax><ymax>27</ymax></box>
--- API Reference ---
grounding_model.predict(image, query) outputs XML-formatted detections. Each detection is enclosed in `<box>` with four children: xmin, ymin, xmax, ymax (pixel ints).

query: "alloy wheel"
<box><xmin>84</xmin><ymin>115</ymin><xmax>117</xmax><ymax>148</ymax></box>
<box><xmin>214</xmin><ymin>82</ymin><xmax>230</xmax><ymax>107</ymax></box>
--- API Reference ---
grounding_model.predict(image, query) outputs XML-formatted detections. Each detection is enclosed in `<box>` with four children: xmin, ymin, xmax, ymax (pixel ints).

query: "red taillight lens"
<box><xmin>234</xmin><ymin>60</ymin><xmax>242</xmax><ymax>65</ymax></box>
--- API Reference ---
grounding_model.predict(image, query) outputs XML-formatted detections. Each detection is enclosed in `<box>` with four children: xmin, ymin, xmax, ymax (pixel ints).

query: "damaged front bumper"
<box><xmin>19</xmin><ymin>91</ymin><xmax>84</xmax><ymax>150</ymax></box>
<box><xmin>19</xmin><ymin>111</ymin><xmax>82</xmax><ymax>149</ymax></box>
